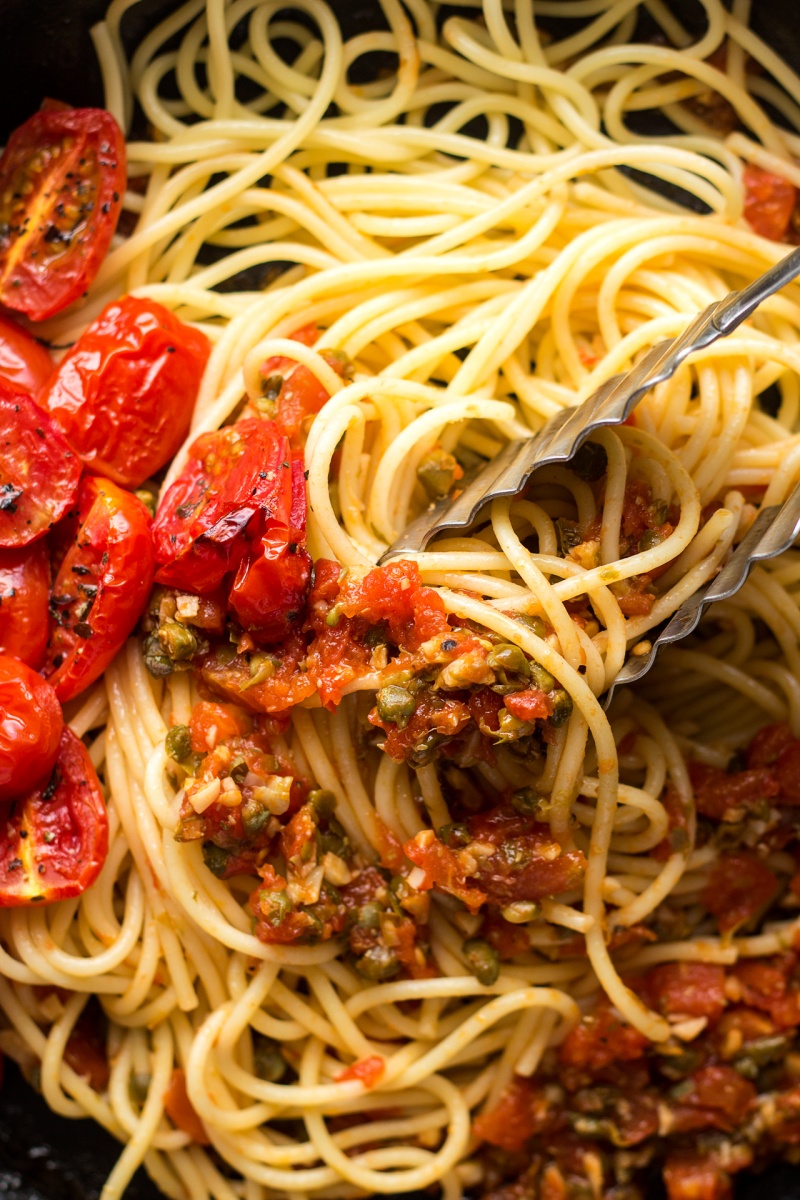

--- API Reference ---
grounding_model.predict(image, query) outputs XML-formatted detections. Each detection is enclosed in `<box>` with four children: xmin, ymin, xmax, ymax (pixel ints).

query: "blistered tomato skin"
<box><xmin>0</xmin><ymin>654</ymin><xmax>63</xmax><ymax>799</ymax></box>
<box><xmin>0</xmin><ymin>378</ymin><xmax>81</xmax><ymax>548</ymax></box>
<box><xmin>0</xmin><ymin>315</ymin><xmax>54</xmax><ymax>394</ymax></box>
<box><xmin>0</xmin><ymin>541</ymin><xmax>50</xmax><ymax>666</ymax></box>
<box><xmin>43</xmin><ymin>476</ymin><xmax>155</xmax><ymax>703</ymax></box>
<box><xmin>0</xmin><ymin>107</ymin><xmax>125</xmax><ymax>321</ymax></box>
<box><xmin>41</xmin><ymin>297</ymin><xmax>211</xmax><ymax>489</ymax></box>
<box><xmin>0</xmin><ymin>727</ymin><xmax>108</xmax><ymax>906</ymax></box>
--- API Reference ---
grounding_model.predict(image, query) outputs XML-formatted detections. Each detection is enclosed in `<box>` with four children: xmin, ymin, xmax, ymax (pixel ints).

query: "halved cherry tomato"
<box><xmin>0</xmin><ymin>727</ymin><xmax>107</xmax><ymax>906</ymax></box>
<box><xmin>0</xmin><ymin>655</ymin><xmax>62</xmax><ymax>799</ymax></box>
<box><xmin>41</xmin><ymin>297</ymin><xmax>211</xmax><ymax>489</ymax></box>
<box><xmin>152</xmin><ymin>418</ymin><xmax>292</xmax><ymax>595</ymax></box>
<box><xmin>0</xmin><ymin>107</ymin><xmax>125</xmax><ymax>321</ymax></box>
<box><xmin>228</xmin><ymin>456</ymin><xmax>311</xmax><ymax>641</ymax></box>
<box><xmin>0</xmin><ymin>315</ymin><xmax>54</xmax><ymax>394</ymax></box>
<box><xmin>0</xmin><ymin>541</ymin><xmax>50</xmax><ymax>666</ymax></box>
<box><xmin>42</xmin><ymin>476</ymin><xmax>154</xmax><ymax>703</ymax></box>
<box><xmin>0</xmin><ymin>379</ymin><xmax>81</xmax><ymax>547</ymax></box>
<box><xmin>253</xmin><ymin>324</ymin><xmax>352</xmax><ymax>447</ymax></box>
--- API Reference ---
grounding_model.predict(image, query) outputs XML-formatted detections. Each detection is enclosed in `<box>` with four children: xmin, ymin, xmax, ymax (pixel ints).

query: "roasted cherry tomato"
<box><xmin>253</xmin><ymin>324</ymin><xmax>352</xmax><ymax>446</ymax></box>
<box><xmin>0</xmin><ymin>655</ymin><xmax>63</xmax><ymax>799</ymax></box>
<box><xmin>0</xmin><ymin>107</ymin><xmax>125</xmax><ymax>321</ymax></box>
<box><xmin>41</xmin><ymin>297</ymin><xmax>211</xmax><ymax>489</ymax></box>
<box><xmin>0</xmin><ymin>378</ymin><xmax>81</xmax><ymax>547</ymax></box>
<box><xmin>153</xmin><ymin>418</ymin><xmax>293</xmax><ymax>595</ymax></box>
<box><xmin>0</xmin><ymin>314</ymin><xmax>54</xmax><ymax>394</ymax></box>
<box><xmin>229</xmin><ymin>456</ymin><xmax>311</xmax><ymax>641</ymax></box>
<box><xmin>43</xmin><ymin>476</ymin><xmax>154</xmax><ymax>703</ymax></box>
<box><xmin>0</xmin><ymin>727</ymin><xmax>108</xmax><ymax>906</ymax></box>
<box><xmin>743</xmin><ymin>164</ymin><xmax>797</xmax><ymax>241</ymax></box>
<box><xmin>0</xmin><ymin>541</ymin><xmax>50</xmax><ymax>666</ymax></box>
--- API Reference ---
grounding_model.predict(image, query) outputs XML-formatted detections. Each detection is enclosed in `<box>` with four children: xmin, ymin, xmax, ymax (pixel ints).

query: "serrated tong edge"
<box><xmin>382</xmin><ymin>245</ymin><xmax>800</xmax><ymax>561</ymax></box>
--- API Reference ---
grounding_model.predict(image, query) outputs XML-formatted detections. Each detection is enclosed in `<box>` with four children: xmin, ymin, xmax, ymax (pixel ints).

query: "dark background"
<box><xmin>1</xmin><ymin>0</ymin><xmax>800</xmax><ymax>1195</ymax></box>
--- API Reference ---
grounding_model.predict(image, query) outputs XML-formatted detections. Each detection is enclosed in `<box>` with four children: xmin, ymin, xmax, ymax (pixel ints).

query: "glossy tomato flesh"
<box><xmin>43</xmin><ymin>476</ymin><xmax>155</xmax><ymax>703</ymax></box>
<box><xmin>228</xmin><ymin>456</ymin><xmax>311</xmax><ymax>641</ymax></box>
<box><xmin>153</xmin><ymin>418</ymin><xmax>293</xmax><ymax>594</ymax></box>
<box><xmin>0</xmin><ymin>541</ymin><xmax>50</xmax><ymax>666</ymax></box>
<box><xmin>0</xmin><ymin>654</ymin><xmax>63</xmax><ymax>799</ymax></box>
<box><xmin>0</xmin><ymin>314</ymin><xmax>54</xmax><ymax>394</ymax></box>
<box><xmin>0</xmin><ymin>107</ymin><xmax>125</xmax><ymax>321</ymax></box>
<box><xmin>42</xmin><ymin>296</ymin><xmax>211</xmax><ymax>488</ymax></box>
<box><xmin>0</xmin><ymin>727</ymin><xmax>108</xmax><ymax>906</ymax></box>
<box><xmin>0</xmin><ymin>378</ymin><xmax>81</xmax><ymax>547</ymax></box>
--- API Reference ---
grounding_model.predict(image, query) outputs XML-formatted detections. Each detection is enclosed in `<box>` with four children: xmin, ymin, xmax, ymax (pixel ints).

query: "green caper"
<box><xmin>242</xmin><ymin>797</ymin><xmax>272</xmax><ymax>838</ymax></box>
<box><xmin>262</xmin><ymin>373</ymin><xmax>283</xmax><ymax>400</ymax></box>
<box><xmin>638</xmin><ymin>528</ymin><xmax>664</xmax><ymax>553</ymax></box>
<box><xmin>550</xmin><ymin>689</ymin><xmax>574</xmax><ymax>727</ymax></box>
<box><xmin>165</xmin><ymin>724</ymin><xmax>192</xmax><ymax>762</ymax></box>
<box><xmin>571</xmin><ymin>440</ymin><xmax>608</xmax><ymax>483</ymax></box>
<box><xmin>514</xmin><ymin>613</ymin><xmax>546</xmax><ymax>638</ymax></box>
<box><xmin>409</xmin><ymin>730</ymin><xmax>443</xmax><ymax>766</ymax></box>
<box><xmin>129</xmin><ymin>1071</ymin><xmax>152</xmax><ymax>1103</ymax></box>
<box><xmin>355</xmin><ymin>944</ymin><xmax>400</xmax><ymax>981</ymax></box>
<box><xmin>266</xmin><ymin>890</ymin><xmax>294</xmax><ymax>927</ymax></box>
<box><xmin>488</xmin><ymin>643</ymin><xmax>530</xmax><ymax>679</ymax></box>
<box><xmin>157</xmin><ymin>619</ymin><xmax>198</xmax><ymax>662</ymax></box>
<box><xmin>318</xmin><ymin>818</ymin><xmax>349</xmax><ymax>859</ymax></box>
<box><xmin>253</xmin><ymin>1036</ymin><xmax>286</xmax><ymax>1082</ymax></box>
<box><xmin>529</xmin><ymin>661</ymin><xmax>556</xmax><ymax>693</ymax></box>
<box><xmin>463</xmin><ymin>938</ymin><xmax>500</xmax><ymax>986</ymax></box>
<box><xmin>142</xmin><ymin>634</ymin><xmax>174</xmax><ymax>678</ymax></box>
<box><xmin>511</xmin><ymin>787</ymin><xmax>550</xmax><ymax>818</ymax></box>
<box><xmin>325</xmin><ymin>605</ymin><xmax>343</xmax><ymax>628</ymax></box>
<box><xmin>309</xmin><ymin>789</ymin><xmax>337</xmax><ymax>817</ymax></box>
<box><xmin>417</xmin><ymin>447</ymin><xmax>461</xmax><ymax>500</ymax></box>
<box><xmin>134</xmin><ymin>488</ymin><xmax>157</xmax><ymax>518</ymax></box>
<box><xmin>357</xmin><ymin>901</ymin><xmax>383</xmax><ymax>930</ymax></box>
<box><xmin>649</xmin><ymin>498</ymin><xmax>669</xmax><ymax>526</ymax></box>
<box><xmin>376</xmin><ymin>685</ymin><xmax>416</xmax><ymax>729</ymax></box>
<box><xmin>202</xmin><ymin>842</ymin><xmax>232</xmax><ymax>879</ymax></box>
<box><xmin>240</xmin><ymin>651</ymin><xmax>277</xmax><ymax>692</ymax></box>
<box><xmin>438</xmin><ymin>822</ymin><xmax>471</xmax><ymax>849</ymax></box>
<box><xmin>556</xmin><ymin>518</ymin><xmax>582</xmax><ymax>556</ymax></box>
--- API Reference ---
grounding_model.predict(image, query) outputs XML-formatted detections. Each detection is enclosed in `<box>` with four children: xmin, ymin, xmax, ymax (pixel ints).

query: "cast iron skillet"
<box><xmin>0</xmin><ymin>0</ymin><xmax>800</xmax><ymax>1196</ymax></box>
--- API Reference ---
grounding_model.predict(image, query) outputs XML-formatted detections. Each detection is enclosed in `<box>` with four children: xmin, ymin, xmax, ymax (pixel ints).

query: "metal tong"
<box><xmin>382</xmin><ymin>245</ymin><xmax>800</xmax><ymax>698</ymax></box>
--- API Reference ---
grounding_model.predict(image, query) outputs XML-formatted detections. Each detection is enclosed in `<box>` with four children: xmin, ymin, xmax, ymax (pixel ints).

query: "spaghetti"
<box><xmin>4</xmin><ymin>1</ymin><xmax>800</xmax><ymax>1198</ymax></box>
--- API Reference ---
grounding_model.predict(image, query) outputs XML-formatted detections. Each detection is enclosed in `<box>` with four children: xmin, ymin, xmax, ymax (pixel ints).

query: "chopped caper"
<box><xmin>529</xmin><ymin>661</ymin><xmax>556</xmax><ymax>693</ymax></box>
<box><xmin>649</xmin><ymin>498</ymin><xmax>670</xmax><ymax>526</ymax></box>
<box><xmin>550</xmin><ymin>689</ymin><xmax>574</xmax><ymax>727</ymax></box>
<box><xmin>463</xmin><ymin>938</ymin><xmax>500</xmax><ymax>986</ymax></box>
<box><xmin>129</xmin><ymin>1071</ymin><xmax>152</xmax><ymax>1104</ymax></box>
<box><xmin>571</xmin><ymin>440</ymin><xmax>608</xmax><ymax>482</ymax></box>
<box><xmin>376</xmin><ymin>685</ymin><xmax>416</xmax><ymax>728</ymax></box>
<box><xmin>142</xmin><ymin>634</ymin><xmax>174</xmax><ymax>678</ymax></box>
<box><xmin>309</xmin><ymin>789</ymin><xmax>337</xmax><ymax>817</ymax></box>
<box><xmin>417</xmin><ymin>447</ymin><xmax>461</xmax><ymax>500</ymax></box>
<box><xmin>134</xmin><ymin>488</ymin><xmax>157</xmax><ymax>518</ymax></box>
<box><xmin>409</xmin><ymin>729</ymin><xmax>443</xmax><ymax>766</ymax></box>
<box><xmin>262</xmin><ymin>373</ymin><xmax>283</xmax><ymax>400</ymax></box>
<box><xmin>363</xmin><ymin>625</ymin><xmax>388</xmax><ymax>649</ymax></box>
<box><xmin>511</xmin><ymin>787</ymin><xmax>550</xmax><ymax>818</ymax></box>
<box><xmin>230</xmin><ymin>756</ymin><xmax>249</xmax><ymax>785</ymax></box>
<box><xmin>514</xmin><ymin>613</ymin><xmax>546</xmax><ymax>638</ymax></box>
<box><xmin>556</xmin><ymin>518</ymin><xmax>582</xmax><ymax>556</ymax></box>
<box><xmin>252</xmin><ymin>1036</ymin><xmax>286</xmax><ymax>1082</ymax></box>
<box><xmin>358</xmin><ymin>901</ymin><xmax>383</xmax><ymax>930</ymax></box>
<box><xmin>438</xmin><ymin>822</ymin><xmax>471</xmax><ymax>849</ymax></box>
<box><xmin>202</xmin><ymin>842</ymin><xmax>232</xmax><ymax>879</ymax></box>
<box><xmin>325</xmin><ymin>605</ymin><xmax>342</xmax><ymax>628</ymax></box>
<box><xmin>355</xmin><ymin>944</ymin><xmax>400</xmax><ymax>981</ymax></box>
<box><xmin>157</xmin><ymin>620</ymin><xmax>198</xmax><ymax>662</ymax></box>
<box><xmin>638</xmin><ymin>528</ymin><xmax>663</xmax><ymax>553</ymax></box>
<box><xmin>266</xmin><ymin>890</ymin><xmax>294</xmax><ymax>927</ymax></box>
<box><xmin>488</xmin><ymin>643</ymin><xmax>530</xmax><ymax>679</ymax></box>
<box><xmin>240</xmin><ymin>651</ymin><xmax>277</xmax><ymax>692</ymax></box>
<box><xmin>165</xmin><ymin>724</ymin><xmax>192</xmax><ymax>762</ymax></box>
<box><xmin>318</xmin><ymin>818</ymin><xmax>349</xmax><ymax>859</ymax></box>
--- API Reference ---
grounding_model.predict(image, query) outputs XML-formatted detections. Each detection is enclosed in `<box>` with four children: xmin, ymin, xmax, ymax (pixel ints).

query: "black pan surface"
<box><xmin>1</xmin><ymin>0</ymin><xmax>800</xmax><ymax>1196</ymax></box>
